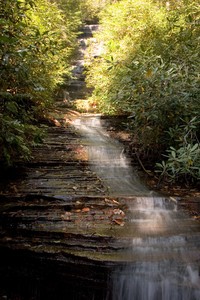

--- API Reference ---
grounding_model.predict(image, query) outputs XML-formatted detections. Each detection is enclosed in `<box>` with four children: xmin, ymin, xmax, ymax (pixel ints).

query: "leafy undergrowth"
<box><xmin>103</xmin><ymin>116</ymin><xmax>200</xmax><ymax>219</ymax></box>
<box><xmin>86</xmin><ymin>0</ymin><xmax>200</xmax><ymax>186</ymax></box>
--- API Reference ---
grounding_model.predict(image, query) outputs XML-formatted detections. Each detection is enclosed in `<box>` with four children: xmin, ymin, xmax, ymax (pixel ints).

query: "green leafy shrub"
<box><xmin>79</xmin><ymin>0</ymin><xmax>115</xmax><ymax>23</ymax></box>
<box><xmin>0</xmin><ymin>93</ymin><xmax>44</xmax><ymax>166</ymax></box>
<box><xmin>0</xmin><ymin>0</ymin><xmax>81</xmax><ymax>98</ymax></box>
<box><xmin>86</xmin><ymin>0</ymin><xmax>200</xmax><ymax>183</ymax></box>
<box><xmin>0</xmin><ymin>117</ymin><xmax>42</xmax><ymax>166</ymax></box>
<box><xmin>156</xmin><ymin>144</ymin><xmax>200</xmax><ymax>183</ymax></box>
<box><xmin>156</xmin><ymin>117</ymin><xmax>200</xmax><ymax>183</ymax></box>
<box><xmin>0</xmin><ymin>0</ymin><xmax>82</xmax><ymax>166</ymax></box>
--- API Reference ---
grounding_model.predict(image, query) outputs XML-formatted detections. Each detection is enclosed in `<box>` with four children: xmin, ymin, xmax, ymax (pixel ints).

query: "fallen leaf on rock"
<box><xmin>53</xmin><ymin>119</ymin><xmax>61</xmax><ymax>127</ymax></box>
<box><xmin>105</xmin><ymin>198</ymin><xmax>120</xmax><ymax>207</ymax></box>
<box><xmin>112</xmin><ymin>208</ymin><xmax>125</xmax><ymax>217</ymax></box>
<box><xmin>112</xmin><ymin>199</ymin><xmax>120</xmax><ymax>205</ymax></box>
<box><xmin>82</xmin><ymin>207</ymin><xmax>90</xmax><ymax>212</ymax></box>
<box><xmin>105</xmin><ymin>198</ymin><xmax>110</xmax><ymax>202</ymax></box>
<box><xmin>113</xmin><ymin>219</ymin><xmax>125</xmax><ymax>226</ymax></box>
<box><xmin>169</xmin><ymin>196</ymin><xmax>177</xmax><ymax>203</ymax></box>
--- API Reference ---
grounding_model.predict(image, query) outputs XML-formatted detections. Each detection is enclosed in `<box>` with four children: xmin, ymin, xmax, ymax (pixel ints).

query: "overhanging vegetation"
<box><xmin>86</xmin><ymin>0</ymin><xmax>200</xmax><ymax>183</ymax></box>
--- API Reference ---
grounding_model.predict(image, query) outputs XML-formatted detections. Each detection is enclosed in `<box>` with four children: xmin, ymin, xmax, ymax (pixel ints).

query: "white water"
<box><xmin>73</xmin><ymin>115</ymin><xmax>150</xmax><ymax>196</ymax></box>
<box><xmin>73</xmin><ymin>115</ymin><xmax>200</xmax><ymax>300</ymax></box>
<box><xmin>109</xmin><ymin>199</ymin><xmax>200</xmax><ymax>300</ymax></box>
<box><xmin>111</xmin><ymin>262</ymin><xmax>200</xmax><ymax>300</ymax></box>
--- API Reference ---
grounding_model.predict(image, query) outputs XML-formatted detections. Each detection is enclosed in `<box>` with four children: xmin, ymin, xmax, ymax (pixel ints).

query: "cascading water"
<box><xmin>73</xmin><ymin>114</ymin><xmax>200</xmax><ymax>300</ymax></box>
<box><xmin>111</xmin><ymin>261</ymin><xmax>200</xmax><ymax>300</ymax></box>
<box><xmin>73</xmin><ymin>114</ymin><xmax>150</xmax><ymax>196</ymax></box>
<box><xmin>110</xmin><ymin>197</ymin><xmax>200</xmax><ymax>300</ymax></box>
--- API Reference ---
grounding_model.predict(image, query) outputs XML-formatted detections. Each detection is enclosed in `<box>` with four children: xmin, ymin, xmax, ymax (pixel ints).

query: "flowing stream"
<box><xmin>73</xmin><ymin>114</ymin><xmax>200</xmax><ymax>300</ymax></box>
<box><xmin>73</xmin><ymin>115</ymin><xmax>150</xmax><ymax>196</ymax></box>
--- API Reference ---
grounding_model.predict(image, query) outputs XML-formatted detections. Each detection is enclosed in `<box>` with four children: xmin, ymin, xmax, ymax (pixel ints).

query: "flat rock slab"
<box><xmin>0</xmin><ymin>108</ymin><xmax>132</xmax><ymax>265</ymax></box>
<box><xmin>0</xmin><ymin>115</ymin><xmax>107</xmax><ymax>197</ymax></box>
<box><xmin>1</xmin><ymin>193</ymin><xmax>200</xmax><ymax>264</ymax></box>
<box><xmin>0</xmin><ymin>194</ymin><xmax>129</xmax><ymax>262</ymax></box>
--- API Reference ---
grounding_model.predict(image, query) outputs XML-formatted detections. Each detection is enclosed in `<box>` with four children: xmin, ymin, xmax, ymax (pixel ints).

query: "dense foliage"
<box><xmin>79</xmin><ymin>0</ymin><xmax>117</xmax><ymax>23</ymax></box>
<box><xmin>0</xmin><ymin>0</ymin><xmax>81</xmax><ymax>166</ymax></box>
<box><xmin>86</xmin><ymin>0</ymin><xmax>200</xmax><ymax>183</ymax></box>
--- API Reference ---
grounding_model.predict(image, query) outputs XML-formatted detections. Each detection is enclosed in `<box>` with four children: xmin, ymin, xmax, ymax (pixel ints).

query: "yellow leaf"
<box><xmin>146</xmin><ymin>69</ymin><xmax>153</xmax><ymax>78</ymax></box>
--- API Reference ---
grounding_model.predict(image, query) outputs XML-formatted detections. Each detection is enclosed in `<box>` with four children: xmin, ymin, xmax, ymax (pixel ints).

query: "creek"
<box><xmin>73</xmin><ymin>114</ymin><xmax>200</xmax><ymax>300</ymax></box>
<box><xmin>73</xmin><ymin>115</ymin><xmax>149</xmax><ymax>196</ymax></box>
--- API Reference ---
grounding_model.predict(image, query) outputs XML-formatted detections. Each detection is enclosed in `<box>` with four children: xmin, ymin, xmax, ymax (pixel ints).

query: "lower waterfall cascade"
<box><xmin>73</xmin><ymin>114</ymin><xmax>200</xmax><ymax>300</ymax></box>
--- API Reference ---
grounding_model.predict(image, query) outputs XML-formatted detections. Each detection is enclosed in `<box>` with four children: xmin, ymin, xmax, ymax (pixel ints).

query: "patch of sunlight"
<box><xmin>74</xmin><ymin>99</ymin><xmax>97</xmax><ymax>113</ymax></box>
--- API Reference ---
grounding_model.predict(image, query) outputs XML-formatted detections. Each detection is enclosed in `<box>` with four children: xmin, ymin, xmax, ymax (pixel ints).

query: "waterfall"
<box><xmin>73</xmin><ymin>115</ymin><xmax>150</xmax><ymax>196</ymax></box>
<box><xmin>71</xmin><ymin>22</ymin><xmax>200</xmax><ymax>299</ymax></box>
<box><xmin>73</xmin><ymin>115</ymin><xmax>200</xmax><ymax>300</ymax></box>
<box><xmin>109</xmin><ymin>196</ymin><xmax>200</xmax><ymax>300</ymax></box>
<box><xmin>111</xmin><ymin>262</ymin><xmax>200</xmax><ymax>300</ymax></box>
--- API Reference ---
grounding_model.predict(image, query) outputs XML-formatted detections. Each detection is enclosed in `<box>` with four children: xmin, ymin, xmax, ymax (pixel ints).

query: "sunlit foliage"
<box><xmin>79</xmin><ymin>0</ymin><xmax>117</xmax><ymax>23</ymax></box>
<box><xmin>86</xmin><ymin>0</ymin><xmax>200</xmax><ymax>182</ymax></box>
<box><xmin>0</xmin><ymin>0</ymin><xmax>81</xmax><ymax>165</ymax></box>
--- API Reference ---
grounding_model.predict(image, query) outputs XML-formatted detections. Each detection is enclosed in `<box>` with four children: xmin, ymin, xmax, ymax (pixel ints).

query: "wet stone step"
<box><xmin>0</xmin><ymin>194</ymin><xmax>130</xmax><ymax>262</ymax></box>
<box><xmin>1</xmin><ymin>195</ymin><xmax>200</xmax><ymax>263</ymax></box>
<box><xmin>79</xmin><ymin>25</ymin><xmax>99</xmax><ymax>38</ymax></box>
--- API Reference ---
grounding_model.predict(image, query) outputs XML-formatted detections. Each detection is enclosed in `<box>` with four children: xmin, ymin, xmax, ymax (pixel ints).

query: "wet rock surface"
<box><xmin>0</xmin><ymin>106</ymin><xmax>132</xmax><ymax>263</ymax></box>
<box><xmin>0</xmin><ymin>125</ymin><xmax>106</xmax><ymax>197</ymax></box>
